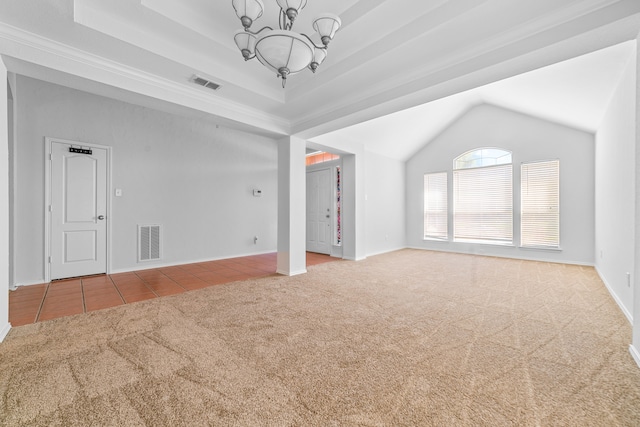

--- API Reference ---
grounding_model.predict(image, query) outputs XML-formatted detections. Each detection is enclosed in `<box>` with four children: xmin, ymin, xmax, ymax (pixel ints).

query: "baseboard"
<box><xmin>0</xmin><ymin>322</ymin><xmax>12</xmax><ymax>343</ymax></box>
<box><xmin>342</xmin><ymin>256</ymin><xmax>367</xmax><ymax>261</ymax></box>
<box><xmin>595</xmin><ymin>266</ymin><xmax>633</xmax><ymax>324</ymax></box>
<box><xmin>630</xmin><ymin>345</ymin><xmax>640</xmax><ymax>369</ymax></box>
<box><xmin>365</xmin><ymin>246</ymin><xmax>407</xmax><ymax>258</ymax></box>
<box><xmin>11</xmin><ymin>280</ymin><xmax>46</xmax><ymax>289</ymax></box>
<box><xmin>406</xmin><ymin>245</ymin><xmax>594</xmax><ymax>266</ymax></box>
<box><xmin>109</xmin><ymin>249</ymin><xmax>278</xmax><ymax>275</ymax></box>
<box><xmin>276</xmin><ymin>269</ymin><xmax>307</xmax><ymax>276</ymax></box>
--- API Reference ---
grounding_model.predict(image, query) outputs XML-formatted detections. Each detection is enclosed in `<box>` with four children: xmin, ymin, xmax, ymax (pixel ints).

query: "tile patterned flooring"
<box><xmin>9</xmin><ymin>252</ymin><xmax>336</xmax><ymax>327</ymax></box>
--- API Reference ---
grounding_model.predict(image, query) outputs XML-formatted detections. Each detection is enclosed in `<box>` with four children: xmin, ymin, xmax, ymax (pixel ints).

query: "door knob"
<box><xmin>97</xmin><ymin>215</ymin><xmax>105</xmax><ymax>220</ymax></box>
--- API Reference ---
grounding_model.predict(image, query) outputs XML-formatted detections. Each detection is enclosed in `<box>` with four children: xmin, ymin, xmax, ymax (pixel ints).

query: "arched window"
<box><xmin>454</xmin><ymin>148</ymin><xmax>512</xmax><ymax>169</ymax></box>
<box><xmin>453</xmin><ymin>148</ymin><xmax>513</xmax><ymax>244</ymax></box>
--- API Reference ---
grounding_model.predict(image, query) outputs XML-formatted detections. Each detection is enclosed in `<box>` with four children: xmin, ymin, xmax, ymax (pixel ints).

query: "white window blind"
<box><xmin>423</xmin><ymin>172</ymin><xmax>448</xmax><ymax>240</ymax></box>
<box><xmin>521</xmin><ymin>160</ymin><xmax>559</xmax><ymax>248</ymax></box>
<box><xmin>454</xmin><ymin>164</ymin><xmax>513</xmax><ymax>244</ymax></box>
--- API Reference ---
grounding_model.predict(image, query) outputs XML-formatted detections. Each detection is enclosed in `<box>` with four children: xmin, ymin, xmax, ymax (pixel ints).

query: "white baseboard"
<box><xmin>342</xmin><ymin>256</ymin><xmax>367</xmax><ymax>261</ymax></box>
<box><xmin>406</xmin><ymin>245</ymin><xmax>594</xmax><ymax>266</ymax></box>
<box><xmin>0</xmin><ymin>322</ymin><xmax>12</xmax><ymax>342</ymax></box>
<box><xmin>12</xmin><ymin>280</ymin><xmax>47</xmax><ymax>288</ymax></box>
<box><xmin>108</xmin><ymin>249</ymin><xmax>278</xmax><ymax>275</ymax></box>
<box><xmin>630</xmin><ymin>345</ymin><xmax>640</xmax><ymax>369</ymax></box>
<box><xmin>276</xmin><ymin>269</ymin><xmax>307</xmax><ymax>276</ymax></box>
<box><xmin>365</xmin><ymin>246</ymin><xmax>407</xmax><ymax>258</ymax></box>
<box><xmin>595</xmin><ymin>266</ymin><xmax>633</xmax><ymax>324</ymax></box>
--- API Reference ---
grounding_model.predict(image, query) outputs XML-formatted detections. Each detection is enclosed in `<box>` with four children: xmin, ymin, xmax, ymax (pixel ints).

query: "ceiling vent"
<box><xmin>191</xmin><ymin>75</ymin><xmax>222</xmax><ymax>91</ymax></box>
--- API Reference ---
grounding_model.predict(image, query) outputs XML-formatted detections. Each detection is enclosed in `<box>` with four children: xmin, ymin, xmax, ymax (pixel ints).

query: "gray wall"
<box><xmin>13</xmin><ymin>76</ymin><xmax>278</xmax><ymax>285</ymax></box>
<box><xmin>406</xmin><ymin>103</ymin><xmax>595</xmax><ymax>264</ymax></box>
<box><xmin>595</xmin><ymin>50</ymin><xmax>636</xmax><ymax>321</ymax></box>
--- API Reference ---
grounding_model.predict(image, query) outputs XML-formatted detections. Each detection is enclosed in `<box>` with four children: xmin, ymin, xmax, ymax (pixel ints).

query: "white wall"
<box><xmin>406</xmin><ymin>103</ymin><xmax>595</xmax><ymax>264</ymax></box>
<box><xmin>595</xmin><ymin>50</ymin><xmax>636</xmax><ymax>321</ymax></box>
<box><xmin>633</xmin><ymin>34</ymin><xmax>640</xmax><ymax>367</ymax></box>
<box><xmin>13</xmin><ymin>76</ymin><xmax>278</xmax><ymax>285</ymax></box>
<box><xmin>0</xmin><ymin>60</ymin><xmax>10</xmax><ymax>340</ymax></box>
<box><xmin>364</xmin><ymin>150</ymin><xmax>406</xmax><ymax>256</ymax></box>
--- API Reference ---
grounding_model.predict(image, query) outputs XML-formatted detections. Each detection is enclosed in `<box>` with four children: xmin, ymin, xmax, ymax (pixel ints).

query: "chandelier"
<box><xmin>232</xmin><ymin>0</ymin><xmax>342</xmax><ymax>88</ymax></box>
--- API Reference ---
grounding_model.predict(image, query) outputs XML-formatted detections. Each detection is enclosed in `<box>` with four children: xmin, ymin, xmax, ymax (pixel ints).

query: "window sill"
<box><xmin>454</xmin><ymin>238</ymin><xmax>514</xmax><ymax>247</ymax></box>
<box><xmin>519</xmin><ymin>245</ymin><xmax>562</xmax><ymax>252</ymax></box>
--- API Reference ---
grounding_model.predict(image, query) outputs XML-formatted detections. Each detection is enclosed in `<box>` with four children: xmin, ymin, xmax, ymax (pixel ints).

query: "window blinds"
<box><xmin>423</xmin><ymin>172</ymin><xmax>448</xmax><ymax>240</ymax></box>
<box><xmin>521</xmin><ymin>160</ymin><xmax>559</xmax><ymax>248</ymax></box>
<box><xmin>454</xmin><ymin>164</ymin><xmax>513</xmax><ymax>243</ymax></box>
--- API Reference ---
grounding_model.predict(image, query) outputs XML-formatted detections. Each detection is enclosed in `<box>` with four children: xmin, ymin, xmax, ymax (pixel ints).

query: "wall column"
<box><xmin>277</xmin><ymin>136</ymin><xmax>307</xmax><ymax>276</ymax></box>
<box><xmin>0</xmin><ymin>58</ymin><xmax>11</xmax><ymax>341</ymax></box>
<box><xmin>632</xmin><ymin>33</ymin><xmax>640</xmax><ymax>367</ymax></box>
<box><xmin>342</xmin><ymin>150</ymin><xmax>366</xmax><ymax>261</ymax></box>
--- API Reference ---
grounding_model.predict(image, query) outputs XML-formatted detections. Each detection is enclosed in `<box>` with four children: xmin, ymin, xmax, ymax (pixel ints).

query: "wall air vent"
<box><xmin>191</xmin><ymin>75</ymin><xmax>222</xmax><ymax>91</ymax></box>
<box><xmin>138</xmin><ymin>224</ymin><xmax>161</xmax><ymax>262</ymax></box>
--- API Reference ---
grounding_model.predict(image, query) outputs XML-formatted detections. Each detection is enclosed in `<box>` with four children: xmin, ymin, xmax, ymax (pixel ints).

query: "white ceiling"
<box><xmin>312</xmin><ymin>40</ymin><xmax>636</xmax><ymax>160</ymax></box>
<box><xmin>0</xmin><ymin>0</ymin><xmax>639</xmax><ymax>154</ymax></box>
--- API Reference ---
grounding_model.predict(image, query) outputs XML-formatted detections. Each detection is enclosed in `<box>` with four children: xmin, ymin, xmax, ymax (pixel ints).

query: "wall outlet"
<box><xmin>254</xmin><ymin>236</ymin><xmax>258</xmax><ymax>245</ymax></box>
<box><xmin>627</xmin><ymin>272</ymin><xmax>631</xmax><ymax>287</ymax></box>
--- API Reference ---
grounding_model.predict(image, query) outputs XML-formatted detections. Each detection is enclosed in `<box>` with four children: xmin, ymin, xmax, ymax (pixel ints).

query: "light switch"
<box><xmin>115</xmin><ymin>188</ymin><xmax>123</xmax><ymax>197</ymax></box>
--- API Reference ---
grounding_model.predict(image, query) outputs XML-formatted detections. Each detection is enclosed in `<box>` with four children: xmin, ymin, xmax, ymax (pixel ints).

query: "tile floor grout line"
<box><xmin>109</xmin><ymin>275</ymin><xmax>127</xmax><ymax>306</ymax></box>
<box><xmin>34</xmin><ymin>283</ymin><xmax>51</xmax><ymax>324</ymax></box>
<box><xmin>133</xmin><ymin>270</ymin><xmax>161</xmax><ymax>298</ymax></box>
<box><xmin>80</xmin><ymin>279</ymin><xmax>87</xmax><ymax>314</ymax></box>
<box><xmin>165</xmin><ymin>273</ymin><xmax>189</xmax><ymax>291</ymax></box>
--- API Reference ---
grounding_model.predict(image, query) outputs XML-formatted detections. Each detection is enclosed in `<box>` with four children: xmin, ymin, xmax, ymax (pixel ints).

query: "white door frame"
<box><xmin>306</xmin><ymin>166</ymin><xmax>333</xmax><ymax>255</ymax></box>
<box><xmin>44</xmin><ymin>137</ymin><xmax>112</xmax><ymax>282</ymax></box>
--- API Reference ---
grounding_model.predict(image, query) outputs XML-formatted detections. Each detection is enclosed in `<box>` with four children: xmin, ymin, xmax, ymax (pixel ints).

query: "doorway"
<box><xmin>306</xmin><ymin>168</ymin><xmax>332</xmax><ymax>254</ymax></box>
<box><xmin>46</xmin><ymin>138</ymin><xmax>109</xmax><ymax>281</ymax></box>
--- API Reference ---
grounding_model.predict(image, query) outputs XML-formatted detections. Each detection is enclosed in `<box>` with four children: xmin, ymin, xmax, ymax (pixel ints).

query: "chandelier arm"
<box><xmin>300</xmin><ymin>33</ymin><xmax>326</xmax><ymax>50</ymax></box>
<box><xmin>279</xmin><ymin>9</ymin><xmax>293</xmax><ymax>31</ymax></box>
<box><xmin>243</xmin><ymin>26</ymin><xmax>273</xmax><ymax>36</ymax></box>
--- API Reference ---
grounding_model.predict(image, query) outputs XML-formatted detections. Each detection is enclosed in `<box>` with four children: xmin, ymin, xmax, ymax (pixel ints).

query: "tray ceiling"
<box><xmin>0</xmin><ymin>0</ymin><xmax>639</xmax><ymax>146</ymax></box>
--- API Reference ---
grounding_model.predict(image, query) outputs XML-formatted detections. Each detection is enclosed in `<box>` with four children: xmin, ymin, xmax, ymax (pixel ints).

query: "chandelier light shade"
<box><xmin>313</xmin><ymin>14</ymin><xmax>342</xmax><ymax>46</ymax></box>
<box><xmin>255</xmin><ymin>30</ymin><xmax>314</xmax><ymax>80</ymax></box>
<box><xmin>231</xmin><ymin>0</ymin><xmax>341</xmax><ymax>87</ymax></box>
<box><xmin>234</xmin><ymin>30</ymin><xmax>257</xmax><ymax>61</ymax></box>
<box><xmin>232</xmin><ymin>0</ymin><xmax>264</xmax><ymax>29</ymax></box>
<box><xmin>309</xmin><ymin>47</ymin><xmax>327</xmax><ymax>72</ymax></box>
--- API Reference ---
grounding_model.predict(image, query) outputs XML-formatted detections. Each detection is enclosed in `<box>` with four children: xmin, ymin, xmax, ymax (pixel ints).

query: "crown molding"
<box><xmin>290</xmin><ymin>4</ymin><xmax>640</xmax><ymax>139</ymax></box>
<box><xmin>0</xmin><ymin>22</ymin><xmax>291</xmax><ymax>136</ymax></box>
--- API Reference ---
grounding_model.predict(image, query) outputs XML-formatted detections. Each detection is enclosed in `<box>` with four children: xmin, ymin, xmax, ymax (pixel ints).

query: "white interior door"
<box><xmin>49</xmin><ymin>141</ymin><xmax>108</xmax><ymax>280</ymax></box>
<box><xmin>306</xmin><ymin>168</ymin><xmax>332</xmax><ymax>254</ymax></box>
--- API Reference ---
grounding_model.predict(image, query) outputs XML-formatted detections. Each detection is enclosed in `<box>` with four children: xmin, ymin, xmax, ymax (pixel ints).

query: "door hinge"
<box><xmin>48</xmin><ymin>256</ymin><xmax>51</xmax><ymax>263</ymax></box>
<box><xmin>48</xmin><ymin>205</ymin><xmax>52</xmax><ymax>212</ymax></box>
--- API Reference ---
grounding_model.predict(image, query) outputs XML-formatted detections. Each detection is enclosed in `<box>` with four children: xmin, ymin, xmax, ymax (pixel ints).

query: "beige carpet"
<box><xmin>1</xmin><ymin>249</ymin><xmax>640</xmax><ymax>426</ymax></box>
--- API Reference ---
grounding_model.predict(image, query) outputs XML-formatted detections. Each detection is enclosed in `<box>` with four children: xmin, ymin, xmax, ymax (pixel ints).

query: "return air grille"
<box><xmin>138</xmin><ymin>225</ymin><xmax>161</xmax><ymax>262</ymax></box>
<box><xmin>191</xmin><ymin>75</ymin><xmax>222</xmax><ymax>91</ymax></box>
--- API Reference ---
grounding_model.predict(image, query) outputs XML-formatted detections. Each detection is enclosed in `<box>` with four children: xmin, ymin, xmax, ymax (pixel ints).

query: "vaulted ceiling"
<box><xmin>1</xmin><ymin>0</ymin><xmax>640</xmax><ymax>152</ymax></box>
